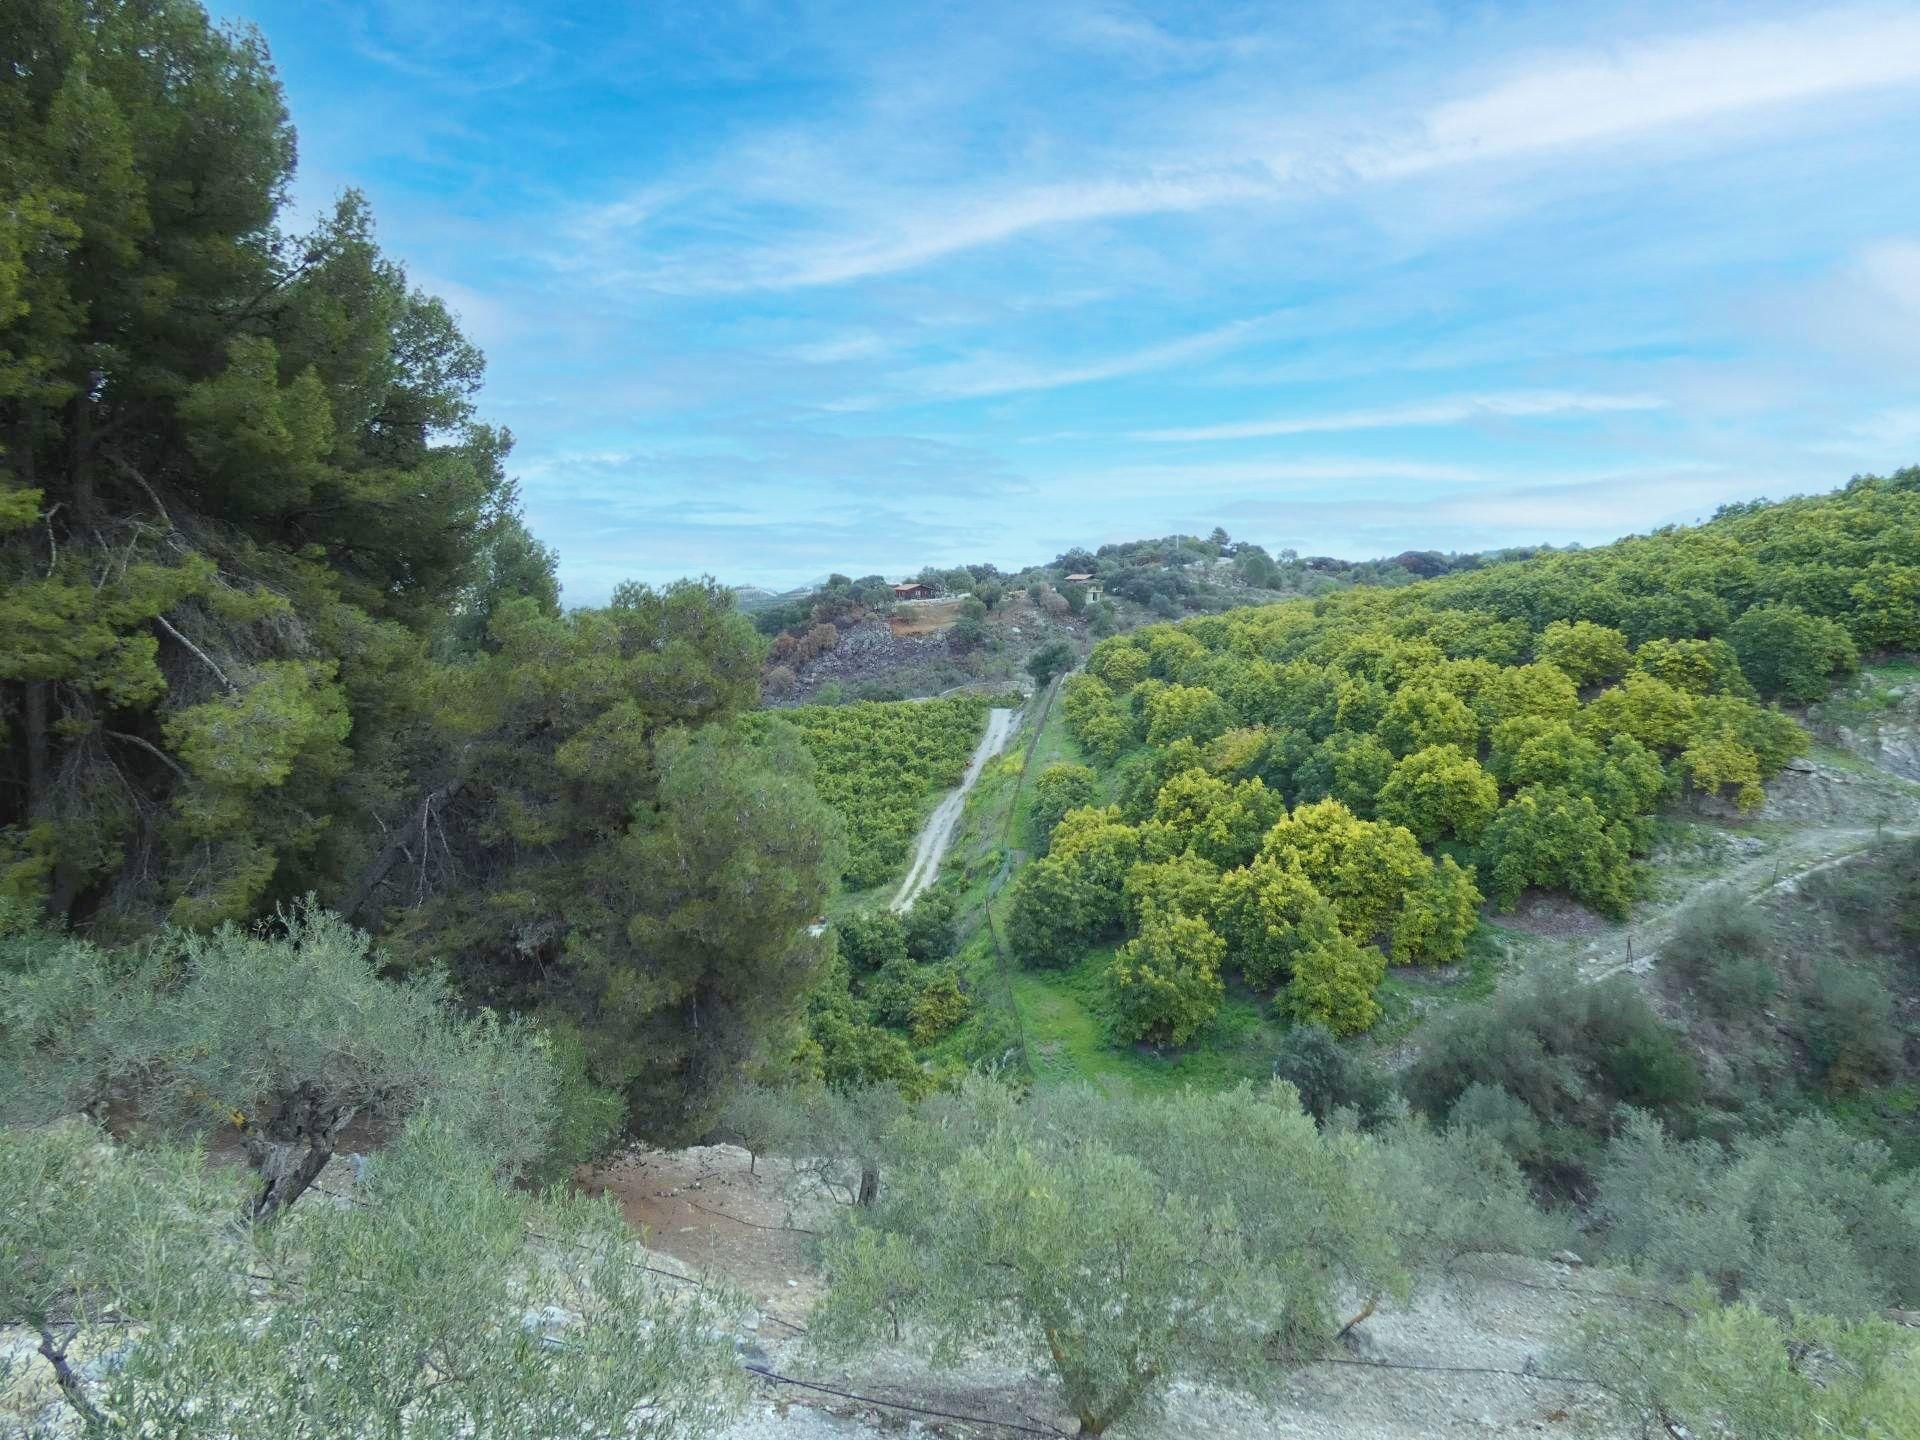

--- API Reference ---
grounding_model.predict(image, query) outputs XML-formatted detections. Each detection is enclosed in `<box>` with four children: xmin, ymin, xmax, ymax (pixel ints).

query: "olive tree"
<box><xmin>1567</xmin><ymin>1285</ymin><xmax>1920</xmax><ymax>1440</ymax></box>
<box><xmin>806</xmin><ymin>1078</ymin><xmax>1405</xmax><ymax>1436</ymax></box>
<box><xmin>0</xmin><ymin>902</ymin><xmax>571</xmax><ymax>1220</ymax></box>
<box><xmin>0</xmin><ymin>1119</ymin><xmax>744</xmax><ymax>1439</ymax></box>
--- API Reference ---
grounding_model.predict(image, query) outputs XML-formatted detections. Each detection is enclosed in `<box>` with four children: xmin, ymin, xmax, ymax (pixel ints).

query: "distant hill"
<box><xmin>730</xmin><ymin>584</ymin><xmax>792</xmax><ymax>614</ymax></box>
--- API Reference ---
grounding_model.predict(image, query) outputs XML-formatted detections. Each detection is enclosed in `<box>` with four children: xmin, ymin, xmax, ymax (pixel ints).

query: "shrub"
<box><xmin>908</xmin><ymin>969</ymin><xmax>972</xmax><ymax>1045</ymax></box>
<box><xmin>1662</xmin><ymin>889</ymin><xmax>1779</xmax><ymax>1017</ymax></box>
<box><xmin>536</xmin><ymin>1025</ymin><xmax>628</xmax><ymax>1181</ymax></box>
<box><xmin>836</xmin><ymin>908</ymin><xmax>908</xmax><ymax>973</ymax></box>
<box><xmin>1027</xmin><ymin>638</ymin><xmax>1075</xmax><ymax>686</ymax></box>
<box><xmin>1445</xmin><ymin>1082</ymin><xmax>1547</xmax><ymax>1166</ymax></box>
<box><xmin>0</xmin><ymin>1119</ymin><xmax>745</xmax><ymax>1438</ymax></box>
<box><xmin>1404</xmin><ymin>967</ymin><xmax>1700</xmax><ymax>1169</ymax></box>
<box><xmin>1802</xmin><ymin>967</ymin><xmax>1902</xmax><ymax>1091</ymax></box>
<box><xmin>1596</xmin><ymin>1110</ymin><xmax>1920</xmax><ymax>1317</ymax></box>
<box><xmin>0</xmin><ymin>903</ymin><xmax>562</xmax><ymax>1220</ymax></box>
<box><xmin>901</xmin><ymin>889</ymin><xmax>958</xmax><ymax>962</ymax></box>
<box><xmin>1728</xmin><ymin>602</ymin><xmax>1859</xmax><ymax>702</ymax></box>
<box><xmin>1571</xmin><ymin>1288</ymin><xmax>1920</xmax><ymax>1440</ymax></box>
<box><xmin>807</xmin><ymin>1078</ymin><xmax>1406</xmax><ymax>1438</ymax></box>
<box><xmin>948</xmin><ymin>614</ymin><xmax>987</xmax><ymax>651</ymax></box>
<box><xmin>1270</xmin><ymin>1022</ymin><xmax>1397</xmax><ymax>1128</ymax></box>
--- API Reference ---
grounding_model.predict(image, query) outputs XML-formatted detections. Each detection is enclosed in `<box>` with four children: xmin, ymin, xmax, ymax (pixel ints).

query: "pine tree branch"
<box><xmin>105</xmin><ymin>730</ymin><xmax>189</xmax><ymax>781</ymax></box>
<box><xmin>153</xmin><ymin>614</ymin><xmax>237</xmax><ymax>693</ymax></box>
<box><xmin>105</xmin><ymin>452</ymin><xmax>173</xmax><ymax>532</ymax></box>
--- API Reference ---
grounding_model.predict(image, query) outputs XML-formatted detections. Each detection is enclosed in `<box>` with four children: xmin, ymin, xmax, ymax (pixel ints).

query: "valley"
<box><xmin>6</xmin><ymin>5</ymin><xmax>1920</xmax><ymax>1436</ymax></box>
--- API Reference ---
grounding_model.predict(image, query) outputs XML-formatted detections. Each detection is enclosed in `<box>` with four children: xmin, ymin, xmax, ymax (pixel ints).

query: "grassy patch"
<box><xmin>1010</xmin><ymin>688</ymin><xmax>1113</xmax><ymax>853</ymax></box>
<box><xmin>1371</xmin><ymin>922</ymin><xmax>1510</xmax><ymax>1049</ymax></box>
<box><xmin>1807</xmin><ymin>659</ymin><xmax>1920</xmax><ymax>738</ymax></box>
<box><xmin>1010</xmin><ymin>946</ymin><xmax>1287</xmax><ymax>1094</ymax></box>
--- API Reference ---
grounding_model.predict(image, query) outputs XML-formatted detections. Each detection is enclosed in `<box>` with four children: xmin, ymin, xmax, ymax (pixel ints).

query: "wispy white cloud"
<box><xmin>787</xmin><ymin>331</ymin><xmax>897</xmax><ymax>364</ymax></box>
<box><xmin>1853</xmin><ymin>239</ymin><xmax>1920</xmax><ymax>314</ymax></box>
<box><xmin>677</xmin><ymin>168</ymin><xmax>1279</xmax><ymax>292</ymax></box>
<box><xmin>568</xmin><ymin>7</ymin><xmax>1920</xmax><ymax>293</ymax></box>
<box><xmin>1808</xmin><ymin>403</ymin><xmax>1920</xmax><ymax>457</ymax></box>
<box><xmin>1216</xmin><ymin>467</ymin><xmax>1747</xmax><ymax>544</ymax></box>
<box><xmin>1362</xmin><ymin>8</ymin><xmax>1920</xmax><ymax>177</ymax></box>
<box><xmin>1774</xmin><ymin>236</ymin><xmax>1920</xmax><ymax>367</ymax></box>
<box><xmin>1041</xmin><ymin>457</ymin><xmax>1491</xmax><ymax>500</ymax></box>
<box><xmin>1131</xmin><ymin>390</ymin><xmax>1665</xmax><ymax>441</ymax></box>
<box><xmin>907</xmin><ymin>309</ymin><xmax>1285</xmax><ymax>399</ymax></box>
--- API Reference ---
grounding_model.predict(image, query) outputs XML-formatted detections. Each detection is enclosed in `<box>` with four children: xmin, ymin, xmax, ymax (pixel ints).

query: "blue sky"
<box><xmin>226</xmin><ymin>1</ymin><xmax>1920</xmax><ymax>602</ymax></box>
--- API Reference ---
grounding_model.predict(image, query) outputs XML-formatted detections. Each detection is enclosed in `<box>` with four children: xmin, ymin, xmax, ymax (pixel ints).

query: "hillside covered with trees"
<box><xmin>4</xmin><ymin>4</ymin><xmax>1919</xmax><ymax>1439</ymax></box>
<box><xmin>1020</xmin><ymin>474</ymin><xmax>1915</xmax><ymax>1040</ymax></box>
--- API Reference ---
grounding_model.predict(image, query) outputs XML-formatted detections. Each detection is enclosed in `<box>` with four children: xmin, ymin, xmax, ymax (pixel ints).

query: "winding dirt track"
<box><xmin>1581</xmin><ymin>822</ymin><xmax>1919</xmax><ymax>982</ymax></box>
<box><xmin>889</xmin><ymin>707</ymin><xmax>1018</xmax><ymax>912</ymax></box>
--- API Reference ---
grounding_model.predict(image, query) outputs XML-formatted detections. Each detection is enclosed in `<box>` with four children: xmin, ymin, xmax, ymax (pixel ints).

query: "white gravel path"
<box><xmin>889</xmin><ymin>707</ymin><xmax>1018</xmax><ymax>912</ymax></box>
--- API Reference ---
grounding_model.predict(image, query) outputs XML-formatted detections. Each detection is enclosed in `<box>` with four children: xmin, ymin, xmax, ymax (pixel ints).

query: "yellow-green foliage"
<box><xmin>1376</xmin><ymin>745</ymin><xmax>1500</xmax><ymax>844</ymax></box>
<box><xmin>1285</xmin><ymin>916</ymin><xmax>1385</xmax><ymax>1036</ymax></box>
<box><xmin>1030</xmin><ymin>472</ymin><xmax>1918</xmax><ymax>1037</ymax></box>
<box><xmin>908</xmin><ymin>969</ymin><xmax>972</xmax><ymax>1045</ymax></box>
<box><xmin>1538</xmin><ymin>619</ymin><xmax>1631</xmax><ymax>686</ymax></box>
<box><xmin>1260</xmin><ymin>799</ymin><xmax>1432</xmax><ymax>943</ymax></box>
<box><xmin>1214</xmin><ymin>859</ymin><xmax>1330</xmax><ymax>988</ymax></box>
<box><xmin>1107</xmin><ymin>909</ymin><xmax>1227</xmax><ymax>1044</ymax></box>
<box><xmin>784</xmin><ymin>697</ymin><xmax>992</xmax><ymax>887</ymax></box>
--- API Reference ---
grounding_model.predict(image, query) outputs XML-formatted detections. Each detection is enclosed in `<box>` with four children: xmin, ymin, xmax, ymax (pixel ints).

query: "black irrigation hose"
<box><xmin>742</xmin><ymin>1354</ymin><xmax>1609</xmax><ymax>1440</ymax></box>
<box><xmin>743</xmin><ymin>1364</ymin><xmax>1067</xmax><ymax>1437</ymax></box>
<box><xmin>684</xmin><ymin>1196</ymin><xmax>822</xmax><ymax>1237</ymax></box>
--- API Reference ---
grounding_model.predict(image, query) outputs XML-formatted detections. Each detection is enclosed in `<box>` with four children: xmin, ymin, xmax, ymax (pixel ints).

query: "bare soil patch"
<box><xmin>887</xmin><ymin>598</ymin><xmax>965</xmax><ymax>636</ymax></box>
<box><xmin>578</xmin><ymin>1143</ymin><xmax>826</xmax><ymax>1320</ymax></box>
<box><xmin>1485</xmin><ymin>892</ymin><xmax>1614</xmax><ymax>940</ymax></box>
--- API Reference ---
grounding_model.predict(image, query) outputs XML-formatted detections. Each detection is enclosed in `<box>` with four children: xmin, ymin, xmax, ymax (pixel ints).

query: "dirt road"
<box><xmin>889</xmin><ymin>706</ymin><xmax>1018</xmax><ymax>912</ymax></box>
<box><xmin>1581</xmin><ymin>821</ymin><xmax>1919</xmax><ymax>982</ymax></box>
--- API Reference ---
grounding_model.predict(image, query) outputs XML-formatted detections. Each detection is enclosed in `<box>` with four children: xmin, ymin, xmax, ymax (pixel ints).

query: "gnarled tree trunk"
<box><xmin>243</xmin><ymin>1083</ymin><xmax>356</xmax><ymax>1222</ymax></box>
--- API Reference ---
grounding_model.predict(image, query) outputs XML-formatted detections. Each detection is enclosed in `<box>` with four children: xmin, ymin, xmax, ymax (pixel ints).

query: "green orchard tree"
<box><xmin>1537</xmin><ymin>620</ymin><xmax>1632</xmax><ymax>687</ymax></box>
<box><xmin>1727</xmin><ymin>602</ymin><xmax>1859</xmax><ymax>702</ymax></box>
<box><xmin>1376</xmin><ymin>744</ymin><xmax>1500</xmax><ymax>844</ymax></box>
<box><xmin>1286</xmin><ymin>916</ymin><xmax>1386</xmax><ymax>1035</ymax></box>
<box><xmin>1030</xmin><ymin>761</ymin><xmax>1098</xmax><ymax>851</ymax></box>
<box><xmin>1105</xmin><ymin>909</ymin><xmax>1226</xmax><ymax>1045</ymax></box>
